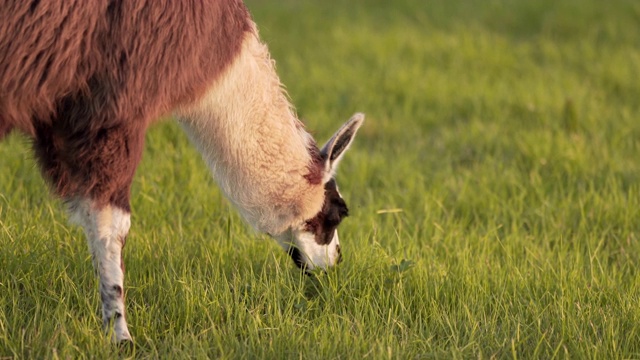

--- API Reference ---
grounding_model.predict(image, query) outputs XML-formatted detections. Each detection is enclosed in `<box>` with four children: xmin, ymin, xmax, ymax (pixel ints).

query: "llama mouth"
<box><xmin>287</xmin><ymin>246</ymin><xmax>317</xmax><ymax>276</ymax></box>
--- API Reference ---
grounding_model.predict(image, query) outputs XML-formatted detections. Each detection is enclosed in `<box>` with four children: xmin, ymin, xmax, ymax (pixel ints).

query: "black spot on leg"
<box><xmin>100</xmin><ymin>284</ymin><xmax>124</xmax><ymax>327</ymax></box>
<box><xmin>102</xmin><ymin>311</ymin><xmax>123</xmax><ymax>331</ymax></box>
<box><xmin>112</xmin><ymin>284</ymin><xmax>123</xmax><ymax>298</ymax></box>
<box><xmin>100</xmin><ymin>284</ymin><xmax>123</xmax><ymax>303</ymax></box>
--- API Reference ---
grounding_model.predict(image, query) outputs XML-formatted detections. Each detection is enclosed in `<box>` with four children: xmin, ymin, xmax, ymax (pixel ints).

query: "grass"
<box><xmin>2</xmin><ymin>0</ymin><xmax>640</xmax><ymax>358</ymax></box>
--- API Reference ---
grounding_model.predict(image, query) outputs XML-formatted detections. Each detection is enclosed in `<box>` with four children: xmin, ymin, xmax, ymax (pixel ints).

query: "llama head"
<box><xmin>275</xmin><ymin>113</ymin><xmax>364</xmax><ymax>271</ymax></box>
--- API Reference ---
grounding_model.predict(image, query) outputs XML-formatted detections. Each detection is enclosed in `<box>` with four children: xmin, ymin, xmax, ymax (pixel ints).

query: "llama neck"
<box><xmin>176</xmin><ymin>29</ymin><xmax>324</xmax><ymax>235</ymax></box>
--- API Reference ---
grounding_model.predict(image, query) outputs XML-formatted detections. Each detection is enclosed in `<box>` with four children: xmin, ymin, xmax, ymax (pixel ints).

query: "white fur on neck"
<box><xmin>176</xmin><ymin>26</ymin><xmax>324</xmax><ymax>235</ymax></box>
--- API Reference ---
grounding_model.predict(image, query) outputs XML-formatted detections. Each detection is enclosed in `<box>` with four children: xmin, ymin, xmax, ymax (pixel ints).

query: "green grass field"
<box><xmin>2</xmin><ymin>0</ymin><xmax>640</xmax><ymax>358</ymax></box>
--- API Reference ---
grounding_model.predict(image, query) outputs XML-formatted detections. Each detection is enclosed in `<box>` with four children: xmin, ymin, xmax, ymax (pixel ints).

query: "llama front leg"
<box><xmin>69</xmin><ymin>199</ymin><xmax>132</xmax><ymax>342</ymax></box>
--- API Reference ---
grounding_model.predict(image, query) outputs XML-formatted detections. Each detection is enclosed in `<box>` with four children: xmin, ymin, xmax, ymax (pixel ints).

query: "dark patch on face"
<box><xmin>304</xmin><ymin>178</ymin><xmax>348</xmax><ymax>245</ymax></box>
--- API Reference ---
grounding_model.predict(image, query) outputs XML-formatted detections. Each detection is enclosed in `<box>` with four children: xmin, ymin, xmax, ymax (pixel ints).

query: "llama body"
<box><xmin>0</xmin><ymin>0</ymin><xmax>363</xmax><ymax>342</ymax></box>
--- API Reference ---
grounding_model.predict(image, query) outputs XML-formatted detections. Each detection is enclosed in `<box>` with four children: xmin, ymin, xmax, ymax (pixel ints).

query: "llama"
<box><xmin>0</xmin><ymin>0</ymin><xmax>363</xmax><ymax>342</ymax></box>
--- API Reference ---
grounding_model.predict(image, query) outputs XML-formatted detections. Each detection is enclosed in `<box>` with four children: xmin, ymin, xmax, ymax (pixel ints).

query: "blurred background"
<box><xmin>1</xmin><ymin>0</ymin><xmax>640</xmax><ymax>357</ymax></box>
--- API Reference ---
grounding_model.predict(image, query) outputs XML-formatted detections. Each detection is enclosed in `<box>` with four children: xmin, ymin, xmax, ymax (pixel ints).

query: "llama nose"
<box><xmin>336</xmin><ymin>244</ymin><xmax>343</xmax><ymax>264</ymax></box>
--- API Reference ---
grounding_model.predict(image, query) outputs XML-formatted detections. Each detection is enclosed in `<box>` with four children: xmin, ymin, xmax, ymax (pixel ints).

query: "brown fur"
<box><xmin>304</xmin><ymin>145</ymin><xmax>324</xmax><ymax>185</ymax></box>
<box><xmin>1</xmin><ymin>0</ymin><xmax>251</xmax><ymax>207</ymax></box>
<box><xmin>304</xmin><ymin>179</ymin><xmax>348</xmax><ymax>245</ymax></box>
<box><xmin>1</xmin><ymin>2</ymin><xmax>362</xmax><ymax>341</ymax></box>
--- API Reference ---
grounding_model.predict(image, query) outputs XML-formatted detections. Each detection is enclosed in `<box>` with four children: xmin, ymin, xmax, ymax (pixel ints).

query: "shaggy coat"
<box><xmin>0</xmin><ymin>0</ymin><xmax>363</xmax><ymax>342</ymax></box>
<box><xmin>1</xmin><ymin>0</ymin><xmax>251</xmax><ymax>208</ymax></box>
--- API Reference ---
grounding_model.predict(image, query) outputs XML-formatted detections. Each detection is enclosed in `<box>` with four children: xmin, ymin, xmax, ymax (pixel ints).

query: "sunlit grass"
<box><xmin>2</xmin><ymin>0</ymin><xmax>640</xmax><ymax>358</ymax></box>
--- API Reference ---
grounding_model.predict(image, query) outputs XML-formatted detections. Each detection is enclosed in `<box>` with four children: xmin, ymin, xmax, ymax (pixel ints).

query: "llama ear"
<box><xmin>320</xmin><ymin>113</ymin><xmax>364</xmax><ymax>181</ymax></box>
